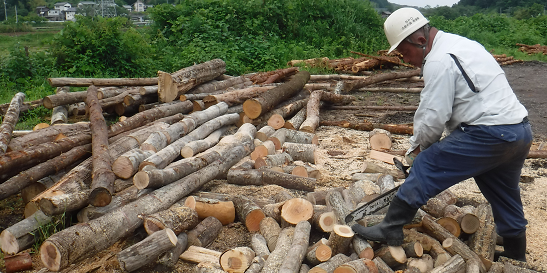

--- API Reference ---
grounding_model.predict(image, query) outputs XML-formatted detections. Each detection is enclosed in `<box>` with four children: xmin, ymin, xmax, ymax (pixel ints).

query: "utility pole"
<box><xmin>3</xmin><ymin>0</ymin><xmax>7</xmax><ymax>21</ymax></box>
<box><xmin>15</xmin><ymin>5</ymin><xmax>17</xmax><ymax>23</ymax></box>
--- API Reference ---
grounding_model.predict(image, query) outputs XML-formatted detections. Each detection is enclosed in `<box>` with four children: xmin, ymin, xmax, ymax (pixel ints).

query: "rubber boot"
<box><xmin>351</xmin><ymin>195</ymin><xmax>418</xmax><ymax>246</ymax></box>
<box><xmin>494</xmin><ymin>231</ymin><xmax>526</xmax><ymax>262</ymax></box>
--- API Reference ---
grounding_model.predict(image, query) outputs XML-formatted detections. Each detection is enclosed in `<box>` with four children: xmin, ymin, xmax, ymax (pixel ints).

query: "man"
<box><xmin>351</xmin><ymin>8</ymin><xmax>532</xmax><ymax>262</ymax></box>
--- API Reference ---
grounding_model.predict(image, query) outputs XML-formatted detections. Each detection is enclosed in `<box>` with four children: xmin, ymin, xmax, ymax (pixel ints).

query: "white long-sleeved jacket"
<box><xmin>408</xmin><ymin>31</ymin><xmax>528</xmax><ymax>154</ymax></box>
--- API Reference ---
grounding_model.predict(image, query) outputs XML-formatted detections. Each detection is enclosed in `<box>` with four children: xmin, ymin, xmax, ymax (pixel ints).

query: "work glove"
<box><xmin>405</xmin><ymin>151</ymin><xmax>418</xmax><ymax>167</ymax></box>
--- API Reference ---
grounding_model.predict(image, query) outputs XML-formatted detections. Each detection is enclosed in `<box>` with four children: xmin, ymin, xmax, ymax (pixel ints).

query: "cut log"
<box><xmin>273</xmin><ymin>190</ymin><xmax>294</xmax><ymax>203</ymax></box>
<box><xmin>0</xmin><ymin>92</ymin><xmax>26</xmax><ymax>154</ymax></box>
<box><xmin>251</xmin><ymin>233</ymin><xmax>271</xmax><ymax>258</ymax></box>
<box><xmin>307</xmin><ymin>187</ymin><xmax>344</xmax><ymax>206</ymax></box>
<box><xmin>246</xmin><ymin>256</ymin><xmax>267</xmax><ymax>273</ymax></box>
<box><xmin>157</xmin><ymin>232</ymin><xmax>188</xmax><ymax>268</ymax></box>
<box><xmin>0</xmin><ymin>144</ymin><xmax>91</xmax><ymax>201</ymax></box>
<box><xmin>0</xmin><ymin>210</ymin><xmax>52</xmax><ymax>254</ymax></box>
<box><xmin>180</xmin><ymin>246</ymin><xmax>221</xmax><ymax>266</ymax></box>
<box><xmin>429</xmin><ymin>254</ymin><xmax>465</xmax><ymax>273</ymax></box>
<box><xmin>254</xmin><ymin>152</ymin><xmax>293</xmax><ymax>169</ymax></box>
<box><xmin>326</xmin><ymin>190</ymin><xmax>352</xmax><ymax>225</ymax></box>
<box><xmin>443</xmin><ymin>204</ymin><xmax>480</xmax><ymax>234</ymax></box>
<box><xmin>43</xmin><ymin>90</ymin><xmax>87</xmax><ymax>109</ymax></box>
<box><xmin>407</xmin><ymin>254</ymin><xmax>434</xmax><ymax>273</ymax></box>
<box><xmin>372</xmin><ymin>257</ymin><xmax>395</xmax><ymax>273</ymax></box>
<box><xmin>86</xmin><ymin>85</ymin><xmax>116</xmax><ymax>207</ymax></box>
<box><xmin>260</xmin><ymin>217</ymin><xmax>282</xmax><ymax>252</ymax></box>
<box><xmin>48</xmin><ymin>77</ymin><xmax>158</xmax><ymax>87</ymax></box>
<box><xmin>468</xmin><ymin>204</ymin><xmax>497</xmax><ymax>262</ymax></box>
<box><xmin>220</xmin><ymin>246</ymin><xmax>256</xmax><ymax>273</ymax></box>
<box><xmin>369</xmin><ymin>128</ymin><xmax>392</xmax><ymax>151</ymax></box>
<box><xmin>285</xmin><ymin>107</ymin><xmax>307</xmax><ymax>130</ymax></box>
<box><xmin>50</xmin><ymin>87</ymin><xmax>69</xmax><ymax>125</ymax></box>
<box><xmin>233</xmin><ymin>195</ymin><xmax>265</xmax><ymax>232</ymax></box>
<box><xmin>421</xmin><ymin>214</ymin><xmax>486</xmax><ymax>272</ymax></box>
<box><xmin>227</xmin><ymin>169</ymin><xmax>316</xmax><ymax>191</ymax></box>
<box><xmin>268</xmin><ymin>114</ymin><xmax>285</xmax><ymax>130</ymax></box>
<box><xmin>327</xmin><ymin>225</ymin><xmax>354</xmax><ymax>255</ymax></box>
<box><xmin>7</xmin><ymin>122</ymin><xmax>90</xmax><ymax>152</ymax></box>
<box><xmin>278</xmin><ymin>221</ymin><xmax>312</xmax><ymax>273</ymax></box>
<box><xmin>375</xmin><ymin>245</ymin><xmax>407</xmax><ymax>268</ymax></box>
<box><xmin>77</xmin><ymin>186</ymin><xmax>153</xmax><ymax>222</ymax></box>
<box><xmin>262</xmin><ymin>201</ymin><xmax>285</xmax><ymax>223</ymax></box>
<box><xmin>300</xmin><ymin>90</ymin><xmax>355</xmax><ymax>133</ymax></box>
<box><xmin>309</xmin><ymin>253</ymin><xmax>352</xmax><ymax>273</ymax></box>
<box><xmin>116</xmin><ymin>228</ymin><xmax>178</xmax><ymax>272</ymax></box>
<box><xmin>281</xmin><ymin>198</ymin><xmax>314</xmax><ymax>225</ymax></box>
<box><xmin>334</xmin><ymin>258</ymin><xmax>378</xmax><ymax>273</ymax></box>
<box><xmin>21</xmin><ymin>171</ymin><xmax>66</xmax><ymax>204</ymax></box>
<box><xmin>369</xmin><ymin>150</ymin><xmax>402</xmax><ymax>165</ymax></box>
<box><xmin>180</xmin><ymin>127</ymin><xmax>227</xmax><ymax>158</ymax></box>
<box><xmin>402</xmin><ymin>241</ymin><xmax>424</xmax><ymax>258</ymax></box>
<box><xmin>39</xmin><ymin>145</ymin><xmax>247</xmax><ymax>271</ymax></box>
<box><xmin>436</xmin><ymin>217</ymin><xmax>461</xmax><ymax>237</ymax></box>
<box><xmin>282</xmin><ymin>142</ymin><xmax>317</xmax><ymax>164</ymax></box>
<box><xmin>189</xmin><ymin>75</ymin><xmax>251</xmax><ymax>94</ymax></box>
<box><xmin>203</xmin><ymin>86</ymin><xmax>274</xmax><ymax>107</ymax></box>
<box><xmin>346</xmin><ymin>69</ymin><xmax>421</xmax><ymax>91</ymax></box>
<box><xmin>253</xmin><ymin>139</ymin><xmax>276</xmax><ymax>159</ymax></box>
<box><xmin>353</xmin><ymin>236</ymin><xmax>374</xmax><ymax>259</ymax></box>
<box><xmin>0</xmin><ymin>98</ymin><xmax>42</xmax><ymax>116</ymax></box>
<box><xmin>112</xmin><ymin>148</ymin><xmax>155</xmax><ymax>179</ymax></box>
<box><xmin>143</xmin><ymin>203</ymin><xmax>199</xmax><ymax>235</ymax></box>
<box><xmin>256</xmin><ymin>125</ymin><xmax>276</xmax><ymax>141</ymax></box>
<box><xmin>187</xmin><ymin>216</ymin><xmax>223</xmax><ymax>248</ymax></box>
<box><xmin>243</xmin><ymin>70</ymin><xmax>310</xmax><ymax>119</ymax></box>
<box><xmin>4</xmin><ymin>252</ymin><xmax>33</xmax><ymax>273</ymax></box>
<box><xmin>312</xmin><ymin>210</ymin><xmax>337</xmax><ymax>233</ymax></box>
<box><xmin>306</xmin><ymin>238</ymin><xmax>332</xmax><ymax>266</ymax></box>
<box><xmin>249</xmin><ymin>67</ymin><xmax>298</xmax><ymax>84</ymax></box>
<box><xmin>158</xmin><ymin>59</ymin><xmax>226</xmax><ymax>102</ymax></box>
<box><xmin>183</xmin><ymin>196</ymin><xmax>235</xmax><ymax>225</ymax></box>
<box><xmin>260</xmin><ymin>227</ymin><xmax>295</xmax><ymax>273</ymax></box>
<box><xmin>246</xmin><ymin>97</ymin><xmax>310</xmax><ymax>129</ymax></box>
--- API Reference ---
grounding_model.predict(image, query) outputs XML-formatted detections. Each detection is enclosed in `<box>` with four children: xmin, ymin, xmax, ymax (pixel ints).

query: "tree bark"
<box><xmin>189</xmin><ymin>75</ymin><xmax>251</xmax><ymax>94</ymax></box>
<box><xmin>48</xmin><ymin>77</ymin><xmax>158</xmax><ymax>87</ymax></box>
<box><xmin>0</xmin><ymin>210</ymin><xmax>52</xmax><ymax>254</ymax></box>
<box><xmin>256</xmin><ymin>126</ymin><xmax>276</xmax><ymax>141</ymax></box>
<box><xmin>260</xmin><ymin>227</ymin><xmax>295</xmax><ymax>273</ymax></box>
<box><xmin>429</xmin><ymin>254</ymin><xmax>465</xmax><ymax>273</ymax></box>
<box><xmin>278</xmin><ymin>221</ymin><xmax>311</xmax><ymax>273</ymax></box>
<box><xmin>233</xmin><ymin>195</ymin><xmax>266</xmax><ymax>232</ymax></box>
<box><xmin>312</xmin><ymin>210</ymin><xmax>336</xmax><ymax>233</ymax></box>
<box><xmin>373</xmin><ymin>257</ymin><xmax>395</xmax><ymax>273</ymax></box>
<box><xmin>0</xmin><ymin>92</ymin><xmax>25</xmax><ymax>155</ymax></box>
<box><xmin>326</xmin><ymin>190</ymin><xmax>352</xmax><ymax>225</ymax></box>
<box><xmin>260</xmin><ymin>217</ymin><xmax>282</xmax><ymax>252</ymax></box>
<box><xmin>249</xmin><ymin>67</ymin><xmax>299</xmax><ymax>85</ymax></box>
<box><xmin>77</xmin><ymin>186</ymin><xmax>153</xmax><ymax>222</ymax></box>
<box><xmin>0</xmin><ymin>144</ymin><xmax>91</xmax><ymax>201</ymax></box>
<box><xmin>306</xmin><ymin>238</ymin><xmax>332</xmax><ymax>266</ymax></box>
<box><xmin>227</xmin><ymin>169</ymin><xmax>316</xmax><ymax>191</ymax></box>
<box><xmin>7</xmin><ymin>122</ymin><xmax>90</xmax><ymax>152</ymax></box>
<box><xmin>85</xmin><ymin>85</ymin><xmax>116</xmax><ymax>207</ymax></box>
<box><xmin>157</xmin><ymin>232</ymin><xmax>188</xmax><ymax>268</ymax></box>
<box><xmin>3</xmin><ymin>252</ymin><xmax>33</xmax><ymax>273</ymax></box>
<box><xmin>40</xmin><ymin>144</ymin><xmax>248</xmax><ymax>271</ymax></box>
<box><xmin>134</xmin><ymin>123</ymin><xmax>255</xmax><ymax>189</ymax></box>
<box><xmin>326</xmin><ymin>225</ymin><xmax>354</xmax><ymax>256</ymax></box>
<box><xmin>282</xmin><ymin>142</ymin><xmax>317</xmax><ymax>164</ymax></box>
<box><xmin>0</xmin><ymin>98</ymin><xmax>41</xmax><ymax>116</ymax></box>
<box><xmin>357</xmin><ymin>87</ymin><xmax>422</xmax><ymax>93</ymax></box>
<box><xmin>468</xmin><ymin>204</ymin><xmax>497</xmax><ymax>262</ymax></box>
<box><xmin>203</xmin><ymin>86</ymin><xmax>274</xmax><ymax>107</ymax></box>
<box><xmin>254</xmin><ymin>152</ymin><xmax>293</xmax><ymax>169</ymax></box>
<box><xmin>180</xmin><ymin>246</ymin><xmax>221</xmax><ymax>266</ymax></box>
<box><xmin>243</xmin><ymin>71</ymin><xmax>310</xmax><ymax>119</ymax></box>
<box><xmin>43</xmin><ymin>91</ymin><xmax>87</xmax><ymax>109</ymax></box>
<box><xmin>335</xmin><ymin>258</ymin><xmax>378</xmax><ymax>273</ymax></box>
<box><xmin>443</xmin><ymin>204</ymin><xmax>480</xmax><ymax>234</ymax></box>
<box><xmin>402</xmin><ymin>241</ymin><xmax>424</xmax><ymax>258</ymax></box>
<box><xmin>309</xmin><ymin>253</ymin><xmax>352</xmax><ymax>273</ymax></box>
<box><xmin>158</xmin><ymin>59</ymin><xmax>226</xmax><ymax>102</ymax></box>
<box><xmin>187</xmin><ymin>216</ymin><xmax>223</xmax><ymax>247</ymax></box>
<box><xmin>421</xmin><ymin>214</ymin><xmax>486</xmax><ymax>273</ymax></box>
<box><xmin>21</xmin><ymin>171</ymin><xmax>66</xmax><ymax>204</ymax></box>
<box><xmin>251</xmin><ymin>233</ymin><xmax>270</xmax><ymax>258</ymax></box>
<box><xmin>299</xmin><ymin>90</ymin><xmax>323</xmax><ymax>133</ymax></box>
<box><xmin>184</xmin><ymin>196</ymin><xmax>235</xmax><ymax>225</ymax></box>
<box><xmin>375</xmin><ymin>245</ymin><xmax>407</xmax><ymax>268</ymax></box>
<box><xmin>220</xmin><ymin>246</ymin><xmax>256</xmax><ymax>273</ymax></box>
<box><xmin>346</xmin><ymin>69</ymin><xmax>421</xmax><ymax>91</ymax></box>
<box><xmin>143</xmin><ymin>203</ymin><xmax>200</xmax><ymax>235</ymax></box>
<box><xmin>180</xmin><ymin>127</ymin><xmax>227</xmax><ymax>158</ymax></box>
<box><xmin>353</xmin><ymin>236</ymin><xmax>374</xmax><ymax>259</ymax></box>
<box><xmin>285</xmin><ymin>107</ymin><xmax>307</xmax><ymax>130</ymax></box>
<box><xmin>116</xmin><ymin>228</ymin><xmax>178</xmax><ymax>272</ymax></box>
<box><xmin>112</xmin><ymin>148</ymin><xmax>155</xmax><ymax>179</ymax></box>
<box><xmin>50</xmin><ymin>87</ymin><xmax>69</xmax><ymax>125</ymax></box>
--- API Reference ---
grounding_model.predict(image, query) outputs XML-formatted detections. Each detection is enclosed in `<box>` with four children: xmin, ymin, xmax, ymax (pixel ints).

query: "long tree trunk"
<box><xmin>85</xmin><ymin>86</ymin><xmax>116</xmax><ymax>207</ymax></box>
<box><xmin>40</xmin><ymin>143</ymin><xmax>249</xmax><ymax>271</ymax></box>
<box><xmin>243</xmin><ymin>71</ymin><xmax>310</xmax><ymax>119</ymax></box>
<box><xmin>116</xmin><ymin>228</ymin><xmax>178</xmax><ymax>272</ymax></box>
<box><xmin>0</xmin><ymin>92</ymin><xmax>25</xmax><ymax>155</ymax></box>
<box><xmin>43</xmin><ymin>91</ymin><xmax>87</xmax><ymax>109</ymax></box>
<box><xmin>48</xmin><ymin>77</ymin><xmax>158</xmax><ymax>87</ymax></box>
<box><xmin>227</xmin><ymin>169</ymin><xmax>316</xmax><ymax>191</ymax></box>
<box><xmin>189</xmin><ymin>75</ymin><xmax>251</xmax><ymax>94</ymax></box>
<box><xmin>7</xmin><ymin>122</ymin><xmax>90</xmax><ymax>152</ymax></box>
<box><xmin>260</xmin><ymin>227</ymin><xmax>295</xmax><ymax>273</ymax></box>
<box><xmin>0</xmin><ymin>210</ymin><xmax>52</xmax><ymax>254</ymax></box>
<box><xmin>203</xmin><ymin>86</ymin><xmax>275</xmax><ymax>107</ymax></box>
<box><xmin>346</xmin><ymin>69</ymin><xmax>421</xmax><ymax>91</ymax></box>
<box><xmin>278</xmin><ymin>221</ymin><xmax>311</xmax><ymax>273</ymax></box>
<box><xmin>158</xmin><ymin>59</ymin><xmax>226</xmax><ymax>102</ymax></box>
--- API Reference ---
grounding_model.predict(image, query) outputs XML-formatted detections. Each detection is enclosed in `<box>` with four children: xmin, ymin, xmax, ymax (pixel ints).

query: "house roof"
<box><xmin>55</xmin><ymin>2</ymin><xmax>70</xmax><ymax>6</ymax></box>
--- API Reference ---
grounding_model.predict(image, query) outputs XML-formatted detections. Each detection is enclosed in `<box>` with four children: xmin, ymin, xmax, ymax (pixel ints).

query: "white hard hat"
<box><xmin>384</xmin><ymin>8</ymin><xmax>429</xmax><ymax>53</ymax></box>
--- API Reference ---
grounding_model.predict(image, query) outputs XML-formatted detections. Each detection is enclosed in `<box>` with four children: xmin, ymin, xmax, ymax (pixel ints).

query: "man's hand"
<box><xmin>405</xmin><ymin>147</ymin><xmax>421</xmax><ymax>166</ymax></box>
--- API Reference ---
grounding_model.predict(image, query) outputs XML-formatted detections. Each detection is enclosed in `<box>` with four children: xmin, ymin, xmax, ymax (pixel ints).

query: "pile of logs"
<box><xmin>517</xmin><ymin>43</ymin><xmax>547</xmax><ymax>55</ymax></box>
<box><xmin>0</xmin><ymin>58</ymin><xmax>543</xmax><ymax>273</ymax></box>
<box><xmin>491</xmin><ymin>54</ymin><xmax>524</xmax><ymax>66</ymax></box>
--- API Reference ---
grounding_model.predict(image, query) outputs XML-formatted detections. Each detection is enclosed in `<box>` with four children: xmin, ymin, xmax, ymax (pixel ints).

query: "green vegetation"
<box><xmin>30</xmin><ymin>212</ymin><xmax>71</xmax><ymax>252</ymax></box>
<box><xmin>1</xmin><ymin>0</ymin><xmax>547</xmax><ymax>130</ymax></box>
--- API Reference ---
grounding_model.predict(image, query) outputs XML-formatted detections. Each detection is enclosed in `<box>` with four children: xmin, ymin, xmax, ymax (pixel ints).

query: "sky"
<box><xmin>388</xmin><ymin>0</ymin><xmax>460</xmax><ymax>8</ymax></box>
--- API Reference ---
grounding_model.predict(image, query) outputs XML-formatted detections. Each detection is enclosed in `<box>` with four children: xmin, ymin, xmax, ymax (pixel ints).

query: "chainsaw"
<box><xmin>345</xmin><ymin>157</ymin><xmax>409</xmax><ymax>223</ymax></box>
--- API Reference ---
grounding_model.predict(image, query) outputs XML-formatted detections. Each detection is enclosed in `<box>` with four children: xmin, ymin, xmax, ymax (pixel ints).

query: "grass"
<box><xmin>0</xmin><ymin>31</ymin><xmax>57</xmax><ymax>56</ymax></box>
<box><xmin>30</xmin><ymin>212</ymin><xmax>70</xmax><ymax>253</ymax></box>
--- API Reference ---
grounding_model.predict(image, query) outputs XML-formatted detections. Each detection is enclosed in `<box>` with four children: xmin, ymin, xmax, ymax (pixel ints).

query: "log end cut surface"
<box><xmin>245</xmin><ymin>210</ymin><xmax>265</xmax><ymax>232</ymax></box>
<box><xmin>0</xmin><ymin>230</ymin><xmax>18</xmax><ymax>254</ymax></box>
<box><xmin>89</xmin><ymin>188</ymin><xmax>113</xmax><ymax>207</ymax></box>
<box><xmin>133</xmin><ymin>171</ymin><xmax>150</xmax><ymax>190</ymax></box>
<box><xmin>242</xmin><ymin>99</ymin><xmax>262</xmax><ymax>119</ymax></box>
<box><xmin>41</xmin><ymin>241</ymin><xmax>62</xmax><ymax>271</ymax></box>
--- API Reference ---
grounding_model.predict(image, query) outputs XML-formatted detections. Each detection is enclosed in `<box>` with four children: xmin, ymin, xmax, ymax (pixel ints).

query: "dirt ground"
<box><xmin>1</xmin><ymin>61</ymin><xmax>546</xmax><ymax>272</ymax></box>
